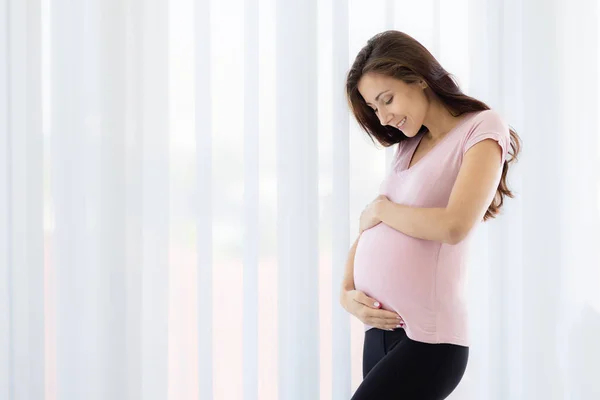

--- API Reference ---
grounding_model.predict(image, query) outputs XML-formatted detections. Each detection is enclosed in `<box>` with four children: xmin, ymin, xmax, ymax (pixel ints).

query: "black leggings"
<box><xmin>351</xmin><ymin>327</ymin><xmax>469</xmax><ymax>400</ymax></box>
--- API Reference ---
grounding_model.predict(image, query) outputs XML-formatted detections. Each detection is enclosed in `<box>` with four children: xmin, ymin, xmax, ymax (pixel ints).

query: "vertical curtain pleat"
<box><xmin>331</xmin><ymin>0</ymin><xmax>351</xmax><ymax>399</ymax></box>
<box><xmin>52</xmin><ymin>0</ymin><xmax>170</xmax><ymax>398</ymax></box>
<box><xmin>51</xmin><ymin>0</ymin><xmax>88</xmax><ymax>397</ymax></box>
<box><xmin>124</xmin><ymin>0</ymin><xmax>144</xmax><ymax>398</ymax></box>
<box><xmin>520</xmin><ymin>1</ymin><xmax>564</xmax><ymax>398</ymax></box>
<box><xmin>139</xmin><ymin>0</ymin><xmax>170</xmax><ymax>399</ymax></box>
<box><xmin>243</xmin><ymin>0</ymin><xmax>260</xmax><ymax>398</ymax></box>
<box><xmin>0</xmin><ymin>0</ymin><xmax>9</xmax><ymax>394</ymax></box>
<box><xmin>97</xmin><ymin>0</ymin><xmax>127</xmax><ymax>398</ymax></box>
<box><xmin>467</xmin><ymin>0</ymin><xmax>505</xmax><ymax>398</ymax></box>
<box><xmin>195</xmin><ymin>0</ymin><xmax>213</xmax><ymax>398</ymax></box>
<box><xmin>3</xmin><ymin>1</ymin><xmax>44</xmax><ymax>399</ymax></box>
<box><xmin>556</xmin><ymin>1</ymin><xmax>600</xmax><ymax>398</ymax></box>
<box><xmin>276</xmin><ymin>0</ymin><xmax>320</xmax><ymax>398</ymax></box>
<box><xmin>497</xmin><ymin>0</ymin><xmax>526</xmax><ymax>398</ymax></box>
<box><xmin>52</xmin><ymin>1</ymin><xmax>137</xmax><ymax>398</ymax></box>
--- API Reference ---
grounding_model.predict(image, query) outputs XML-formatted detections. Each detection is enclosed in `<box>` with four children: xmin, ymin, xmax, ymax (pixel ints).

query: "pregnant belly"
<box><xmin>353</xmin><ymin>223</ymin><xmax>440</xmax><ymax>318</ymax></box>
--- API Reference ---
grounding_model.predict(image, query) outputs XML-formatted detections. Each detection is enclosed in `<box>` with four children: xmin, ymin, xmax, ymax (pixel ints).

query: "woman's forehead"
<box><xmin>358</xmin><ymin>74</ymin><xmax>404</xmax><ymax>101</ymax></box>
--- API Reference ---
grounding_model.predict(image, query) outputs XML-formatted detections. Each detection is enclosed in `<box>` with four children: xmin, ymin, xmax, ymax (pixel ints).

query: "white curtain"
<box><xmin>1</xmin><ymin>0</ymin><xmax>599</xmax><ymax>399</ymax></box>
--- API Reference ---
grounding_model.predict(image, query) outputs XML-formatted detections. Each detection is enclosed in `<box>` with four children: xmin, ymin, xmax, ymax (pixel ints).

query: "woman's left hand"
<box><xmin>359</xmin><ymin>194</ymin><xmax>389</xmax><ymax>233</ymax></box>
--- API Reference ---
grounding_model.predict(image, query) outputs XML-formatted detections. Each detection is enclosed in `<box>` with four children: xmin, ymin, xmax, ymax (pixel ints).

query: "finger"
<box><xmin>384</xmin><ymin>319</ymin><xmax>405</xmax><ymax>330</ymax></box>
<box><xmin>362</xmin><ymin>306</ymin><xmax>402</xmax><ymax>321</ymax></box>
<box><xmin>365</xmin><ymin>309</ymin><xmax>405</xmax><ymax>328</ymax></box>
<box><xmin>369</xmin><ymin>316</ymin><xmax>404</xmax><ymax>331</ymax></box>
<box><xmin>354</xmin><ymin>292</ymin><xmax>382</xmax><ymax>309</ymax></box>
<box><xmin>374</xmin><ymin>309</ymin><xmax>404</xmax><ymax>321</ymax></box>
<box><xmin>368</xmin><ymin>310</ymin><xmax>405</xmax><ymax>325</ymax></box>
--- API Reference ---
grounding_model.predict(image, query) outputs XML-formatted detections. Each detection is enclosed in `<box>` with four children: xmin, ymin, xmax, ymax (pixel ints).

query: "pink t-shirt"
<box><xmin>353</xmin><ymin>109</ymin><xmax>511</xmax><ymax>346</ymax></box>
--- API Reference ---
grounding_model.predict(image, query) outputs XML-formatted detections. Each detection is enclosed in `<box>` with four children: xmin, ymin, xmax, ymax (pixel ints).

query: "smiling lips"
<box><xmin>396</xmin><ymin>116</ymin><xmax>407</xmax><ymax>129</ymax></box>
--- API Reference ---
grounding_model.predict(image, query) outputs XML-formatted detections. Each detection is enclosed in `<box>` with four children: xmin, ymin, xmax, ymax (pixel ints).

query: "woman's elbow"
<box><xmin>446</xmin><ymin>222</ymin><xmax>469</xmax><ymax>245</ymax></box>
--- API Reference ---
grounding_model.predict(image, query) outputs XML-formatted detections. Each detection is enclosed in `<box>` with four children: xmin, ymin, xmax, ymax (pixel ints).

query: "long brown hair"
<box><xmin>346</xmin><ymin>30</ymin><xmax>521</xmax><ymax>221</ymax></box>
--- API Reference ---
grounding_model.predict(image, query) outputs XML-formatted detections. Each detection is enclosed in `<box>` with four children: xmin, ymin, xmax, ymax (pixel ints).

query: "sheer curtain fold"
<box><xmin>276</xmin><ymin>0</ymin><xmax>320</xmax><ymax>398</ymax></box>
<box><xmin>242</xmin><ymin>0</ymin><xmax>260</xmax><ymax>399</ymax></box>
<box><xmin>1</xmin><ymin>1</ymin><xmax>44</xmax><ymax>400</ymax></box>
<box><xmin>50</xmin><ymin>0</ymin><xmax>169</xmax><ymax>398</ymax></box>
<box><xmin>331</xmin><ymin>0</ymin><xmax>351</xmax><ymax>398</ymax></box>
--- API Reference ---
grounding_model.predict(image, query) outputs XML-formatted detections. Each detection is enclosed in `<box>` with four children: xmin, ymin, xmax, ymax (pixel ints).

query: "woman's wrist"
<box><xmin>340</xmin><ymin>284</ymin><xmax>353</xmax><ymax>307</ymax></box>
<box><xmin>342</xmin><ymin>277</ymin><xmax>355</xmax><ymax>290</ymax></box>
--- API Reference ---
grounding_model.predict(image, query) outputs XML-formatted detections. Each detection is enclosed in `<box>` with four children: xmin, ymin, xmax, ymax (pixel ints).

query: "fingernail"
<box><xmin>374</xmin><ymin>302</ymin><xmax>380</xmax><ymax>307</ymax></box>
<box><xmin>396</xmin><ymin>324</ymin><xmax>402</xmax><ymax>328</ymax></box>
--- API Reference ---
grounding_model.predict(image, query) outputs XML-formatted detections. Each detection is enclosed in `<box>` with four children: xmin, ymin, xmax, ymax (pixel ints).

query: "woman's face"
<box><xmin>357</xmin><ymin>72</ymin><xmax>428</xmax><ymax>138</ymax></box>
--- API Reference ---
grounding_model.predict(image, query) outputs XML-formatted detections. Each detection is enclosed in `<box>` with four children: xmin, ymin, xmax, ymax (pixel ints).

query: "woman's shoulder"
<box><xmin>460</xmin><ymin>109</ymin><xmax>511</xmax><ymax>162</ymax></box>
<box><xmin>468</xmin><ymin>109</ymin><xmax>509</xmax><ymax>133</ymax></box>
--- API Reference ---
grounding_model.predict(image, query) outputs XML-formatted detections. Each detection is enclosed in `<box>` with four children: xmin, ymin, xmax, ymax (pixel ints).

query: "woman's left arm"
<box><xmin>374</xmin><ymin>138</ymin><xmax>504</xmax><ymax>244</ymax></box>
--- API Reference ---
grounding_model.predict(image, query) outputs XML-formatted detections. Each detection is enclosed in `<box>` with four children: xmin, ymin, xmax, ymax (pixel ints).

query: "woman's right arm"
<box><xmin>340</xmin><ymin>235</ymin><xmax>361</xmax><ymax>300</ymax></box>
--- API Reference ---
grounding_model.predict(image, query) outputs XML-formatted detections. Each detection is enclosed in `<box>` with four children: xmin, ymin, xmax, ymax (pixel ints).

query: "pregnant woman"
<box><xmin>339</xmin><ymin>30</ymin><xmax>522</xmax><ymax>399</ymax></box>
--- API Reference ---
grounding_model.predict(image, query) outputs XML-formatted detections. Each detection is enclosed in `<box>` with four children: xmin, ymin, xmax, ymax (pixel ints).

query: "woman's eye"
<box><xmin>385</xmin><ymin>96</ymin><xmax>393</xmax><ymax>105</ymax></box>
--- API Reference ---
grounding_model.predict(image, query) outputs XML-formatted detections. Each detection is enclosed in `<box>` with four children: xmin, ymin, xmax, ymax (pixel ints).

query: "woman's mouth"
<box><xmin>396</xmin><ymin>116</ymin><xmax>407</xmax><ymax>129</ymax></box>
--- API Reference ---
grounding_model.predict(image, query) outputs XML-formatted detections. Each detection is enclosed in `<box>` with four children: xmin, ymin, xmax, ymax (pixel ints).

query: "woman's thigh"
<box><xmin>362</xmin><ymin>328</ymin><xmax>408</xmax><ymax>378</ymax></box>
<box><xmin>362</xmin><ymin>328</ymin><xmax>386</xmax><ymax>379</ymax></box>
<box><xmin>354</xmin><ymin>334</ymin><xmax>469</xmax><ymax>400</ymax></box>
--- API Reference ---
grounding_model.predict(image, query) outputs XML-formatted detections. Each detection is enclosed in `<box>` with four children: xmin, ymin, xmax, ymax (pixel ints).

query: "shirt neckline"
<box><xmin>400</xmin><ymin>112</ymin><xmax>478</xmax><ymax>174</ymax></box>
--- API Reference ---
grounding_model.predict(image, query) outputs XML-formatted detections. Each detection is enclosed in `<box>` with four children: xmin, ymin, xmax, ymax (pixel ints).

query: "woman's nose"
<box><xmin>379</xmin><ymin>111</ymin><xmax>393</xmax><ymax>126</ymax></box>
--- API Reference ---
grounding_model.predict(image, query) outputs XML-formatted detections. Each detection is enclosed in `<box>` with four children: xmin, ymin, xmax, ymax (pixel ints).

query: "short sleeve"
<box><xmin>463</xmin><ymin>110</ymin><xmax>510</xmax><ymax>165</ymax></box>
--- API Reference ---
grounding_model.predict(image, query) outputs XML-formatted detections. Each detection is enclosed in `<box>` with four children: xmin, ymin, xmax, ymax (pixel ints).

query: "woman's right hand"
<box><xmin>358</xmin><ymin>195</ymin><xmax>386</xmax><ymax>234</ymax></box>
<box><xmin>341</xmin><ymin>289</ymin><xmax>405</xmax><ymax>331</ymax></box>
